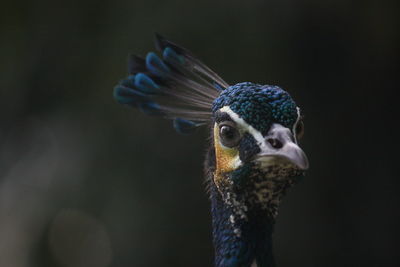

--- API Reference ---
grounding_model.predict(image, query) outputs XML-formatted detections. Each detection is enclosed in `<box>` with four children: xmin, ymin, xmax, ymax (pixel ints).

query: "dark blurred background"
<box><xmin>1</xmin><ymin>0</ymin><xmax>398</xmax><ymax>266</ymax></box>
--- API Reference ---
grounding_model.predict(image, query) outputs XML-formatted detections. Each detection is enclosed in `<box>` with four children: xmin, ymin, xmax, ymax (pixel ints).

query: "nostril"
<box><xmin>267</xmin><ymin>138</ymin><xmax>283</xmax><ymax>149</ymax></box>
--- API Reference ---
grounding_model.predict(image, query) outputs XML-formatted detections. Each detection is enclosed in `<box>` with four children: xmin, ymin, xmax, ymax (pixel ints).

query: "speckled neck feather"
<box><xmin>210</xmin><ymin>184</ymin><xmax>275</xmax><ymax>267</ymax></box>
<box><xmin>205</xmin><ymin>147</ymin><xmax>295</xmax><ymax>267</ymax></box>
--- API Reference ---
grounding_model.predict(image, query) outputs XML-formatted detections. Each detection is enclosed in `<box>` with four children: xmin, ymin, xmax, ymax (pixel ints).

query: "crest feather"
<box><xmin>114</xmin><ymin>34</ymin><xmax>229</xmax><ymax>133</ymax></box>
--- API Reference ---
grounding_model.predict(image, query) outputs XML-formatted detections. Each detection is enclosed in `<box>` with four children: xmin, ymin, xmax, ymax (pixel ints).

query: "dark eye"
<box><xmin>295</xmin><ymin>120</ymin><xmax>304</xmax><ymax>140</ymax></box>
<box><xmin>219</xmin><ymin>124</ymin><xmax>241</xmax><ymax>147</ymax></box>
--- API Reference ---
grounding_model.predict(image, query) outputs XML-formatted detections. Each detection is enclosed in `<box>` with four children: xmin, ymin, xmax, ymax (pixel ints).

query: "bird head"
<box><xmin>114</xmin><ymin>35</ymin><xmax>308</xmax><ymax>217</ymax></box>
<box><xmin>209</xmin><ymin>83</ymin><xmax>308</xmax><ymax>217</ymax></box>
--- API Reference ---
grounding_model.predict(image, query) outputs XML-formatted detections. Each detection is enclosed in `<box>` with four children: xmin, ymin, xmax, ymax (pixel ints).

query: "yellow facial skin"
<box><xmin>213</xmin><ymin>123</ymin><xmax>241</xmax><ymax>190</ymax></box>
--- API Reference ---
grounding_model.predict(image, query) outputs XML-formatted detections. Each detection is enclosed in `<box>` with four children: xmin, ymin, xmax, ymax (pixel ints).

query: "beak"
<box><xmin>257</xmin><ymin>123</ymin><xmax>309</xmax><ymax>170</ymax></box>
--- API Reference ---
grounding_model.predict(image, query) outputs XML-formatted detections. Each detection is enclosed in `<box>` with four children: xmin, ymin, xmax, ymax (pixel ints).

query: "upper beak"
<box><xmin>257</xmin><ymin>123</ymin><xmax>309</xmax><ymax>170</ymax></box>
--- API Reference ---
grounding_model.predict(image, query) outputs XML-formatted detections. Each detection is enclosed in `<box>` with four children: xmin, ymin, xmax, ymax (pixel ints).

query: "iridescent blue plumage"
<box><xmin>163</xmin><ymin>47</ymin><xmax>185</xmax><ymax>65</ymax></box>
<box><xmin>145</xmin><ymin>52</ymin><xmax>171</xmax><ymax>76</ymax></box>
<box><xmin>134</xmin><ymin>73</ymin><xmax>160</xmax><ymax>94</ymax></box>
<box><xmin>213</xmin><ymin>82</ymin><xmax>298</xmax><ymax>134</ymax></box>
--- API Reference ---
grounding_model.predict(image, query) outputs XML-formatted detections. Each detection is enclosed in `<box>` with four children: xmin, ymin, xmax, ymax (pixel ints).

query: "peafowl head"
<box><xmin>114</xmin><ymin>34</ymin><xmax>309</xmax><ymax>266</ymax></box>
<box><xmin>209</xmin><ymin>82</ymin><xmax>308</xmax><ymax>218</ymax></box>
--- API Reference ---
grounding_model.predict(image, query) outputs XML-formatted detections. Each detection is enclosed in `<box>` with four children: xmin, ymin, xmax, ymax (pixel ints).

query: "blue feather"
<box><xmin>113</xmin><ymin>85</ymin><xmax>148</xmax><ymax>106</ymax></box>
<box><xmin>146</xmin><ymin>52</ymin><xmax>170</xmax><ymax>77</ymax></box>
<box><xmin>173</xmin><ymin>118</ymin><xmax>197</xmax><ymax>134</ymax></box>
<box><xmin>163</xmin><ymin>47</ymin><xmax>185</xmax><ymax>65</ymax></box>
<box><xmin>138</xmin><ymin>101</ymin><xmax>164</xmax><ymax>116</ymax></box>
<box><xmin>134</xmin><ymin>73</ymin><xmax>160</xmax><ymax>94</ymax></box>
<box><xmin>120</xmin><ymin>75</ymin><xmax>135</xmax><ymax>88</ymax></box>
<box><xmin>213</xmin><ymin>82</ymin><xmax>224</xmax><ymax>91</ymax></box>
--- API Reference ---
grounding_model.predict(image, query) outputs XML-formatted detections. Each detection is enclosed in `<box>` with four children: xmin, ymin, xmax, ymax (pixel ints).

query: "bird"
<box><xmin>113</xmin><ymin>34</ymin><xmax>309</xmax><ymax>267</ymax></box>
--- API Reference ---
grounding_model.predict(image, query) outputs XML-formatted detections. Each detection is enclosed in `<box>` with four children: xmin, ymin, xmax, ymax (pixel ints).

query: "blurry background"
<box><xmin>0</xmin><ymin>0</ymin><xmax>398</xmax><ymax>266</ymax></box>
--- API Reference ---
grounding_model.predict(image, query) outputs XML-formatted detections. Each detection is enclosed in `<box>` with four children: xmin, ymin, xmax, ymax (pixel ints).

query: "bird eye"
<box><xmin>295</xmin><ymin>120</ymin><xmax>304</xmax><ymax>140</ymax></box>
<box><xmin>219</xmin><ymin>124</ymin><xmax>241</xmax><ymax>148</ymax></box>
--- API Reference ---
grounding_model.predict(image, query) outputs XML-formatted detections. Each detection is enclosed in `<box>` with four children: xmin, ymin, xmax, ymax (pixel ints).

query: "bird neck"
<box><xmin>210</xmin><ymin>184</ymin><xmax>276</xmax><ymax>267</ymax></box>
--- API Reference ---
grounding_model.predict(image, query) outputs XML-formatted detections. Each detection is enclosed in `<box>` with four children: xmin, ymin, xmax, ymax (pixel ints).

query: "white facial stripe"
<box><xmin>219</xmin><ymin>106</ymin><xmax>267</xmax><ymax>148</ymax></box>
<box><xmin>292</xmin><ymin>107</ymin><xmax>301</xmax><ymax>144</ymax></box>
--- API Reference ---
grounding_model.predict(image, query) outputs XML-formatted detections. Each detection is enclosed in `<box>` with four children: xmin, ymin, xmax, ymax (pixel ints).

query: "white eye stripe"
<box><xmin>219</xmin><ymin>106</ymin><xmax>267</xmax><ymax>148</ymax></box>
<box><xmin>292</xmin><ymin>107</ymin><xmax>302</xmax><ymax>144</ymax></box>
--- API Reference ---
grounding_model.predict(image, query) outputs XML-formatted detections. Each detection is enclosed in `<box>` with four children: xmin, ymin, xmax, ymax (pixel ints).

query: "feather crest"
<box><xmin>114</xmin><ymin>34</ymin><xmax>229</xmax><ymax>133</ymax></box>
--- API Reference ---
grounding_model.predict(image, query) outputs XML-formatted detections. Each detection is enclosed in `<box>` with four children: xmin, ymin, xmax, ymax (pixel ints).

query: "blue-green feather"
<box><xmin>134</xmin><ymin>73</ymin><xmax>160</xmax><ymax>94</ymax></box>
<box><xmin>145</xmin><ymin>52</ymin><xmax>171</xmax><ymax>76</ymax></box>
<box><xmin>163</xmin><ymin>47</ymin><xmax>185</xmax><ymax>65</ymax></box>
<box><xmin>138</xmin><ymin>101</ymin><xmax>163</xmax><ymax>116</ymax></box>
<box><xmin>173</xmin><ymin>118</ymin><xmax>197</xmax><ymax>134</ymax></box>
<box><xmin>113</xmin><ymin>85</ymin><xmax>148</xmax><ymax>106</ymax></box>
